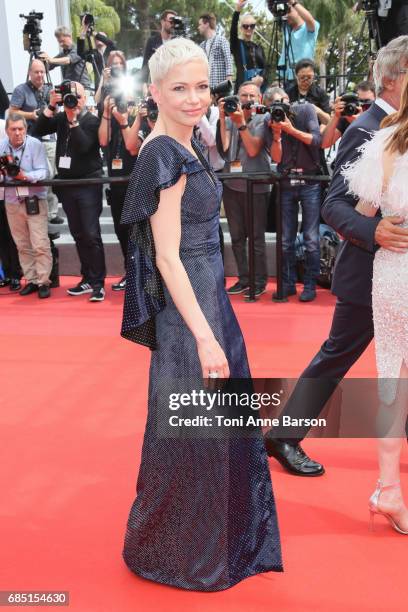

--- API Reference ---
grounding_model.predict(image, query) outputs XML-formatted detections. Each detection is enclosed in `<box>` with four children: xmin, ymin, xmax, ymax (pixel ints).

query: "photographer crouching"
<box><xmin>265</xmin><ymin>86</ymin><xmax>322</xmax><ymax>302</ymax></box>
<box><xmin>0</xmin><ymin>113</ymin><xmax>52</xmax><ymax>298</ymax></box>
<box><xmin>98</xmin><ymin>52</ymin><xmax>144</xmax><ymax>291</ymax></box>
<box><xmin>33</xmin><ymin>82</ymin><xmax>106</xmax><ymax>302</ymax></box>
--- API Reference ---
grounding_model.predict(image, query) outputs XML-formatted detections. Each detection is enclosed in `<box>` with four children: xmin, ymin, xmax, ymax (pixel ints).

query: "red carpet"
<box><xmin>1</xmin><ymin>278</ymin><xmax>406</xmax><ymax>611</ymax></box>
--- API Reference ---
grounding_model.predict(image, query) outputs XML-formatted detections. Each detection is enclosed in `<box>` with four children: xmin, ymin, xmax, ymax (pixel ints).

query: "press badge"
<box><xmin>59</xmin><ymin>156</ymin><xmax>71</xmax><ymax>169</ymax></box>
<box><xmin>112</xmin><ymin>158</ymin><xmax>123</xmax><ymax>170</ymax></box>
<box><xmin>230</xmin><ymin>160</ymin><xmax>243</xmax><ymax>173</ymax></box>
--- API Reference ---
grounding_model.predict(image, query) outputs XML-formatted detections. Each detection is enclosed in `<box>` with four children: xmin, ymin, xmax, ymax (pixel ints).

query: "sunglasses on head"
<box><xmin>242</xmin><ymin>23</ymin><xmax>256</xmax><ymax>30</ymax></box>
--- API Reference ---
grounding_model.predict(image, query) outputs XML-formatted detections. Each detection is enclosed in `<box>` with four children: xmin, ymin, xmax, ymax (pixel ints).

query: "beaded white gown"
<box><xmin>342</xmin><ymin>125</ymin><xmax>408</xmax><ymax>404</ymax></box>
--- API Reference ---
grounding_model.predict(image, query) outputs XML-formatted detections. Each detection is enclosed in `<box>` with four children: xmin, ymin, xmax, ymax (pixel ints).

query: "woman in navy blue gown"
<box><xmin>120</xmin><ymin>37</ymin><xmax>282</xmax><ymax>591</ymax></box>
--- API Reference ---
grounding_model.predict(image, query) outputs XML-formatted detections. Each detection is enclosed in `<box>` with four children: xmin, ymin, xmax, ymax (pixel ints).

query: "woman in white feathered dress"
<box><xmin>342</xmin><ymin>77</ymin><xmax>408</xmax><ymax>535</ymax></box>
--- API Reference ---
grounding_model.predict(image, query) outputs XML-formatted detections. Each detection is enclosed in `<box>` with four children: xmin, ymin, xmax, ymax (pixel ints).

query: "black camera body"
<box><xmin>269</xmin><ymin>101</ymin><xmax>291</xmax><ymax>122</ymax></box>
<box><xmin>55</xmin><ymin>80</ymin><xmax>79</xmax><ymax>109</ymax></box>
<box><xmin>0</xmin><ymin>154</ymin><xmax>20</xmax><ymax>178</ymax></box>
<box><xmin>362</xmin><ymin>0</ymin><xmax>378</xmax><ymax>12</ymax></box>
<box><xmin>267</xmin><ymin>0</ymin><xmax>291</xmax><ymax>18</ymax></box>
<box><xmin>80</xmin><ymin>13</ymin><xmax>95</xmax><ymax>32</ymax></box>
<box><xmin>341</xmin><ymin>93</ymin><xmax>360</xmax><ymax>117</ymax></box>
<box><xmin>20</xmin><ymin>11</ymin><xmax>44</xmax><ymax>54</ymax></box>
<box><xmin>142</xmin><ymin>97</ymin><xmax>159</xmax><ymax>122</ymax></box>
<box><xmin>224</xmin><ymin>95</ymin><xmax>241</xmax><ymax>116</ymax></box>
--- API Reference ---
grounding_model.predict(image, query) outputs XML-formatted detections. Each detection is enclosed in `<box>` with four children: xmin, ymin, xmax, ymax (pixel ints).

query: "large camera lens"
<box><xmin>210</xmin><ymin>80</ymin><xmax>233</xmax><ymax>99</ymax></box>
<box><xmin>63</xmin><ymin>93</ymin><xmax>78</xmax><ymax>109</ymax></box>
<box><xmin>224</xmin><ymin>95</ymin><xmax>240</xmax><ymax>115</ymax></box>
<box><xmin>270</xmin><ymin>102</ymin><xmax>287</xmax><ymax>122</ymax></box>
<box><xmin>341</xmin><ymin>93</ymin><xmax>359</xmax><ymax>117</ymax></box>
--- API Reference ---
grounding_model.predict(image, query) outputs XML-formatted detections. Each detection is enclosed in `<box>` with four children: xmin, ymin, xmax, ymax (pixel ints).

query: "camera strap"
<box><xmin>9</xmin><ymin>140</ymin><xmax>27</xmax><ymax>200</ymax></box>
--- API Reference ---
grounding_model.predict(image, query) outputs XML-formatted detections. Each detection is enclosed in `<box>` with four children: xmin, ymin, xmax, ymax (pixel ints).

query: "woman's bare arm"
<box><xmin>150</xmin><ymin>175</ymin><xmax>230</xmax><ymax>378</ymax></box>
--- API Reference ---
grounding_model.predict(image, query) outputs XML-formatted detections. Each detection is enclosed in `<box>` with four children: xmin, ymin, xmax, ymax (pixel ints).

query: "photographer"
<box><xmin>141</xmin><ymin>10</ymin><xmax>177</xmax><ymax>85</ymax></box>
<box><xmin>230</xmin><ymin>1</ymin><xmax>266</xmax><ymax>92</ymax></box>
<box><xmin>39</xmin><ymin>27</ymin><xmax>91</xmax><ymax>90</ymax></box>
<box><xmin>286</xmin><ymin>59</ymin><xmax>331</xmax><ymax>125</ymax></box>
<box><xmin>98</xmin><ymin>55</ymin><xmax>141</xmax><ymax>292</ymax></box>
<box><xmin>77</xmin><ymin>15</ymin><xmax>116</xmax><ymax>91</ymax></box>
<box><xmin>34</xmin><ymin>82</ymin><xmax>106</xmax><ymax>302</ymax></box>
<box><xmin>94</xmin><ymin>50</ymin><xmax>127</xmax><ymax>107</ymax></box>
<box><xmin>9</xmin><ymin>59</ymin><xmax>62</xmax><ymax>224</ymax></box>
<box><xmin>218</xmin><ymin>81</ymin><xmax>270</xmax><ymax>297</ymax></box>
<box><xmin>321</xmin><ymin>81</ymin><xmax>376</xmax><ymax>148</ymax></box>
<box><xmin>265</xmin><ymin>87</ymin><xmax>321</xmax><ymax>302</ymax></box>
<box><xmin>0</xmin><ymin>113</ymin><xmax>51</xmax><ymax>298</ymax></box>
<box><xmin>278</xmin><ymin>1</ymin><xmax>320</xmax><ymax>82</ymax></box>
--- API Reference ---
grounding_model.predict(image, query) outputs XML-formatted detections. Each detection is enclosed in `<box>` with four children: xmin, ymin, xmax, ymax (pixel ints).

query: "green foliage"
<box><xmin>103</xmin><ymin>0</ymin><xmax>374</xmax><ymax>83</ymax></box>
<box><xmin>70</xmin><ymin>0</ymin><xmax>121</xmax><ymax>39</ymax></box>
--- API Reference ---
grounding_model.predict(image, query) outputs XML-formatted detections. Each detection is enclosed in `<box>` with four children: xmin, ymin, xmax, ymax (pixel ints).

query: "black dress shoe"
<box><xmin>19</xmin><ymin>282</ymin><xmax>38</xmax><ymax>296</ymax></box>
<box><xmin>10</xmin><ymin>278</ymin><xmax>22</xmax><ymax>291</ymax></box>
<box><xmin>38</xmin><ymin>284</ymin><xmax>51</xmax><ymax>299</ymax></box>
<box><xmin>264</xmin><ymin>437</ymin><xmax>325</xmax><ymax>476</ymax></box>
<box><xmin>0</xmin><ymin>277</ymin><xmax>10</xmax><ymax>287</ymax></box>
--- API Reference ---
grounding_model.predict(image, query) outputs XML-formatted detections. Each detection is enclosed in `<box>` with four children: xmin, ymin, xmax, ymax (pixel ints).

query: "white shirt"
<box><xmin>375</xmin><ymin>97</ymin><xmax>397</xmax><ymax>116</ymax></box>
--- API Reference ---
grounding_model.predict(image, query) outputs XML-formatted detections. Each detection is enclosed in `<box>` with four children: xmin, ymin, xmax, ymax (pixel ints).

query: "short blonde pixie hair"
<box><xmin>148</xmin><ymin>37</ymin><xmax>208</xmax><ymax>84</ymax></box>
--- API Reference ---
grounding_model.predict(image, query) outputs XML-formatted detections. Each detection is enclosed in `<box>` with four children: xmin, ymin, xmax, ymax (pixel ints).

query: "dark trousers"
<box><xmin>269</xmin><ymin>298</ymin><xmax>374</xmax><ymax>443</ymax></box>
<box><xmin>0</xmin><ymin>200</ymin><xmax>21</xmax><ymax>279</ymax></box>
<box><xmin>60</xmin><ymin>185</ymin><xmax>106</xmax><ymax>288</ymax></box>
<box><xmin>281</xmin><ymin>183</ymin><xmax>321</xmax><ymax>289</ymax></box>
<box><xmin>223</xmin><ymin>184</ymin><xmax>268</xmax><ymax>287</ymax></box>
<box><xmin>107</xmin><ymin>185</ymin><xmax>129</xmax><ymax>270</ymax></box>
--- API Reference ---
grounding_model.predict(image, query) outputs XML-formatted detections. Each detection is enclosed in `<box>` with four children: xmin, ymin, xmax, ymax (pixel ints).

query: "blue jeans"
<box><xmin>280</xmin><ymin>183</ymin><xmax>321</xmax><ymax>289</ymax></box>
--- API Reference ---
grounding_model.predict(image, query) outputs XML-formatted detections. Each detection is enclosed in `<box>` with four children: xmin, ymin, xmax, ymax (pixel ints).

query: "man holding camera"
<box><xmin>33</xmin><ymin>82</ymin><xmax>106</xmax><ymax>302</ymax></box>
<box><xmin>98</xmin><ymin>95</ymin><xmax>148</xmax><ymax>292</ymax></box>
<box><xmin>9</xmin><ymin>59</ymin><xmax>62</xmax><ymax>225</ymax></box>
<box><xmin>266</xmin><ymin>86</ymin><xmax>322</xmax><ymax>302</ymax></box>
<box><xmin>278</xmin><ymin>1</ymin><xmax>320</xmax><ymax>82</ymax></box>
<box><xmin>321</xmin><ymin>81</ymin><xmax>376</xmax><ymax>148</ymax></box>
<box><xmin>39</xmin><ymin>27</ymin><xmax>91</xmax><ymax>90</ymax></box>
<box><xmin>219</xmin><ymin>81</ymin><xmax>270</xmax><ymax>297</ymax></box>
<box><xmin>77</xmin><ymin>16</ymin><xmax>116</xmax><ymax>91</ymax></box>
<box><xmin>0</xmin><ymin>113</ymin><xmax>51</xmax><ymax>298</ymax></box>
<box><xmin>141</xmin><ymin>10</ymin><xmax>178</xmax><ymax>86</ymax></box>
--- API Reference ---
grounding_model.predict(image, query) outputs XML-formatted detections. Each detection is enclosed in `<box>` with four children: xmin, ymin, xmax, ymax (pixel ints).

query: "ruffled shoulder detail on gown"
<box><xmin>341</xmin><ymin>125</ymin><xmax>396</xmax><ymax>208</ymax></box>
<box><xmin>120</xmin><ymin>135</ymin><xmax>205</xmax><ymax>349</ymax></box>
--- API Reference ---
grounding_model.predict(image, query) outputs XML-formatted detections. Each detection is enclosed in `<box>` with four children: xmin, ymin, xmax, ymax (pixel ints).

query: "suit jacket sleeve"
<box><xmin>322</xmin><ymin>123</ymin><xmax>381</xmax><ymax>252</ymax></box>
<box><xmin>230</xmin><ymin>11</ymin><xmax>240</xmax><ymax>57</ymax></box>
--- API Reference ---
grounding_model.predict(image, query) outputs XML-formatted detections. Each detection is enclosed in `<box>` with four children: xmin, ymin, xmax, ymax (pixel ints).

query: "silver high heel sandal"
<box><xmin>369</xmin><ymin>480</ymin><xmax>408</xmax><ymax>534</ymax></box>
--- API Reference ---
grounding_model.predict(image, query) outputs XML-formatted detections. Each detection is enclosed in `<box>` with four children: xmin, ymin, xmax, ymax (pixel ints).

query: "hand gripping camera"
<box><xmin>54</xmin><ymin>80</ymin><xmax>80</xmax><ymax>109</ymax></box>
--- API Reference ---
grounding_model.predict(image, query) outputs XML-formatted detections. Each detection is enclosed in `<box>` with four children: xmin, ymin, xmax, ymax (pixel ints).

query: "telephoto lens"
<box><xmin>223</xmin><ymin>95</ymin><xmax>240</xmax><ymax>115</ymax></box>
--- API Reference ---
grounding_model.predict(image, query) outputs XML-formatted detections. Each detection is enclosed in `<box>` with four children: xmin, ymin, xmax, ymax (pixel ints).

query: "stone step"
<box><xmin>56</xmin><ymin>232</ymin><xmax>278</xmax><ymax>278</ymax></box>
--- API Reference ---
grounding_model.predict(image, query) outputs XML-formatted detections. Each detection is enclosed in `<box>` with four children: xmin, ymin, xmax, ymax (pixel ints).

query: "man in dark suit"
<box><xmin>264</xmin><ymin>35</ymin><xmax>408</xmax><ymax>476</ymax></box>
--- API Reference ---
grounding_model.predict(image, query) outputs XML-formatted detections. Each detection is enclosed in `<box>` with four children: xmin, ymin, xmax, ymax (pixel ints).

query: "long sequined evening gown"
<box><xmin>342</xmin><ymin>124</ymin><xmax>408</xmax><ymax>403</ymax></box>
<box><xmin>119</xmin><ymin>135</ymin><xmax>283</xmax><ymax>591</ymax></box>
